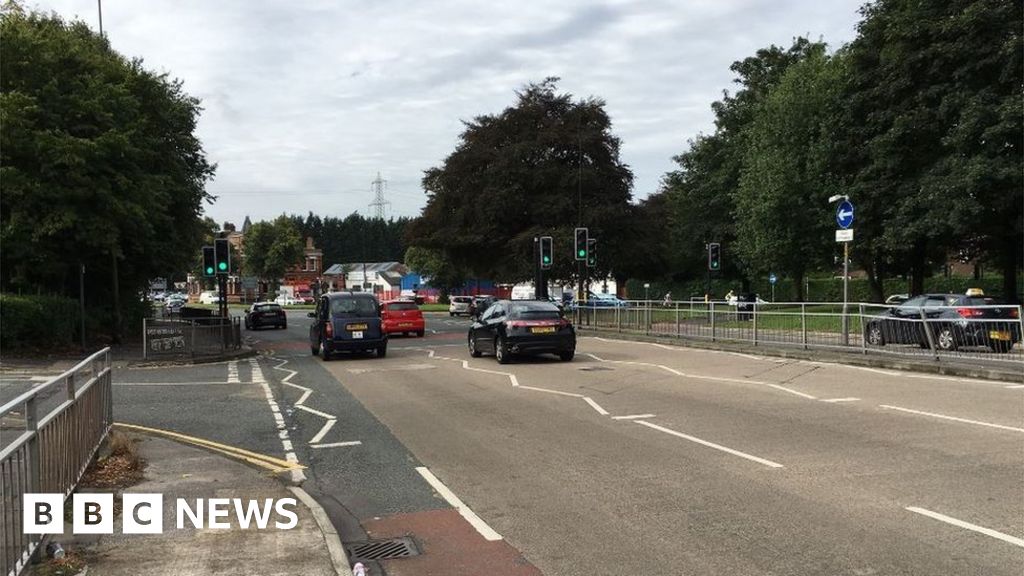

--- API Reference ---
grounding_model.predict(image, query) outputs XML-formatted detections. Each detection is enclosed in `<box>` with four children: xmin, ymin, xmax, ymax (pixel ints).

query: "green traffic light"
<box><xmin>205</xmin><ymin>267</ymin><xmax>214</xmax><ymax>274</ymax></box>
<box><xmin>543</xmin><ymin>256</ymin><xmax>551</xmax><ymax>264</ymax></box>
<box><xmin>578</xmin><ymin>250</ymin><xmax>585</xmax><ymax>257</ymax></box>
<box><xmin>218</xmin><ymin>262</ymin><xmax>227</xmax><ymax>271</ymax></box>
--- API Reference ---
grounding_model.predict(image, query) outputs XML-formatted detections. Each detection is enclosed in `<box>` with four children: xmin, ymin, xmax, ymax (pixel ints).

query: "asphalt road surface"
<box><xmin>112</xmin><ymin>310</ymin><xmax>1023</xmax><ymax>575</ymax></box>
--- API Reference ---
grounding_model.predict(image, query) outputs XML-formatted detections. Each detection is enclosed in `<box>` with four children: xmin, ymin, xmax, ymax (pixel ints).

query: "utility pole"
<box><xmin>97</xmin><ymin>0</ymin><xmax>103</xmax><ymax>36</ymax></box>
<box><xmin>368</xmin><ymin>172</ymin><xmax>390</xmax><ymax>220</ymax></box>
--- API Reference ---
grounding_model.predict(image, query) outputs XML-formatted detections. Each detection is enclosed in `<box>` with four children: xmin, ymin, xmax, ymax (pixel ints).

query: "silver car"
<box><xmin>449</xmin><ymin>296</ymin><xmax>473</xmax><ymax>316</ymax></box>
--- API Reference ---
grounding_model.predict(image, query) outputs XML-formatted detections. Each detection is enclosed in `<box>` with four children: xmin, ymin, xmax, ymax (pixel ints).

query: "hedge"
<box><xmin>0</xmin><ymin>293</ymin><xmax>80</xmax><ymax>350</ymax></box>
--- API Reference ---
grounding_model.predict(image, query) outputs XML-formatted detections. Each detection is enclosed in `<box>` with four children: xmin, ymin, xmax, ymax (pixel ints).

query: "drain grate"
<box><xmin>346</xmin><ymin>537</ymin><xmax>420</xmax><ymax>561</ymax></box>
<box><xmin>578</xmin><ymin>366</ymin><xmax>613</xmax><ymax>372</ymax></box>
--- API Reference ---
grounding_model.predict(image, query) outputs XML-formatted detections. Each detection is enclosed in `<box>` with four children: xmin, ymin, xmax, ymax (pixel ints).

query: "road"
<box><xmin>111</xmin><ymin>310</ymin><xmax>1024</xmax><ymax>575</ymax></box>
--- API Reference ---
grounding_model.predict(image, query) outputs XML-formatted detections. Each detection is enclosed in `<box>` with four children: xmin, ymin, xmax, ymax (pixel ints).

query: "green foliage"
<box><xmin>243</xmin><ymin>216</ymin><xmax>303</xmax><ymax>287</ymax></box>
<box><xmin>408</xmin><ymin>78</ymin><xmax>634</xmax><ymax>282</ymax></box>
<box><xmin>0</xmin><ymin>10</ymin><xmax>214</xmax><ymax>337</ymax></box>
<box><xmin>0</xmin><ymin>293</ymin><xmax>79</xmax><ymax>349</ymax></box>
<box><xmin>404</xmin><ymin>246</ymin><xmax>467</xmax><ymax>294</ymax></box>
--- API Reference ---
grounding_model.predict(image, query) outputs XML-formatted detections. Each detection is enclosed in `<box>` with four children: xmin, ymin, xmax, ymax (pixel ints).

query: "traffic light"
<box><xmin>214</xmin><ymin>238</ymin><xmax>230</xmax><ymax>274</ymax></box>
<box><xmin>574</xmin><ymin>227</ymin><xmax>589</xmax><ymax>261</ymax></box>
<box><xmin>587</xmin><ymin>238</ymin><xmax>597</xmax><ymax>268</ymax></box>
<box><xmin>202</xmin><ymin>246</ymin><xmax>216</xmax><ymax>277</ymax></box>
<box><xmin>708</xmin><ymin>242</ymin><xmax>721</xmax><ymax>271</ymax></box>
<box><xmin>539</xmin><ymin>236</ymin><xmax>553</xmax><ymax>269</ymax></box>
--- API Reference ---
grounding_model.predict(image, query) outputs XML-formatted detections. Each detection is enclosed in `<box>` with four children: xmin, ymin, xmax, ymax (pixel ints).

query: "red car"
<box><xmin>381</xmin><ymin>300</ymin><xmax>425</xmax><ymax>337</ymax></box>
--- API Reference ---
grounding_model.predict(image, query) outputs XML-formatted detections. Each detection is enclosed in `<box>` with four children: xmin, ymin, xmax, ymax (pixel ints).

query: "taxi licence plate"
<box><xmin>530</xmin><ymin>326</ymin><xmax>556</xmax><ymax>334</ymax></box>
<box><xmin>990</xmin><ymin>330</ymin><xmax>1011</xmax><ymax>341</ymax></box>
<box><xmin>346</xmin><ymin>323</ymin><xmax>368</xmax><ymax>331</ymax></box>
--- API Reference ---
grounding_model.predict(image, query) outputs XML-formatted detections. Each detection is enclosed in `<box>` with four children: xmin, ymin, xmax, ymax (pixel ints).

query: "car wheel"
<box><xmin>559</xmin><ymin>350</ymin><xmax>575</xmax><ymax>362</ymax></box>
<box><xmin>281</xmin><ymin>324</ymin><xmax>287</xmax><ymax>330</ymax></box>
<box><xmin>990</xmin><ymin>341</ymin><xmax>1013</xmax><ymax>353</ymax></box>
<box><xmin>311</xmin><ymin>344</ymin><xmax>318</xmax><ymax>356</ymax></box>
<box><xmin>377</xmin><ymin>345</ymin><xmax>387</xmax><ymax>358</ymax></box>
<box><xmin>865</xmin><ymin>323</ymin><xmax>884</xmax><ymax>346</ymax></box>
<box><xmin>934</xmin><ymin>326</ymin><xmax>957</xmax><ymax>351</ymax></box>
<box><xmin>468</xmin><ymin>335</ymin><xmax>482</xmax><ymax>358</ymax></box>
<box><xmin>449</xmin><ymin>312</ymin><xmax>454</xmax><ymax>317</ymax></box>
<box><xmin>495</xmin><ymin>336</ymin><xmax>510</xmax><ymax>364</ymax></box>
<box><xmin>416</xmin><ymin>330</ymin><xmax>425</xmax><ymax>337</ymax></box>
<box><xmin>320</xmin><ymin>338</ymin><xmax>332</xmax><ymax>361</ymax></box>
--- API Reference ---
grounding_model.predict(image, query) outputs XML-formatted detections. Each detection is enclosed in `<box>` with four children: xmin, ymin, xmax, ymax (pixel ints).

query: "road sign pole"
<box><xmin>842</xmin><ymin>240</ymin><xmax>849</xmax><ymax>346</ymax></box>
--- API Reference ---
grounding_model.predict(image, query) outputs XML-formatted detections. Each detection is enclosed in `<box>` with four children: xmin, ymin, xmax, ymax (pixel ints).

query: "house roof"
<box><xmin>324</xmin><ymin>262</ymin><xmax>407</xmax><ymax>276</ymax></box>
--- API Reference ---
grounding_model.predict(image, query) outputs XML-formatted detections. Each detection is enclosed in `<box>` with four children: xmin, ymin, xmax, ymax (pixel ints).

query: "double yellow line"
<box><xmin>114</xmin><ymin>422</ymin><xmax>305</xmax><ymax>474</ymax></box>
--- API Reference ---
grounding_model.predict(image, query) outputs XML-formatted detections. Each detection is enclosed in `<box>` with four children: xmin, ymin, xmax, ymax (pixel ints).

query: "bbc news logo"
<box><xmin>23</xmin><ymin>494</ymin><xmax>298</xmax><ymax>534</ymax></box>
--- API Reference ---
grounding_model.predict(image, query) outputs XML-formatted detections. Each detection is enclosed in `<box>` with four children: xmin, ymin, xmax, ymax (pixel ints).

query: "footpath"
<box><xmin>34</xmin><ymin>433</ymin><xmax>342</xmax><ymax>576</ymax></box>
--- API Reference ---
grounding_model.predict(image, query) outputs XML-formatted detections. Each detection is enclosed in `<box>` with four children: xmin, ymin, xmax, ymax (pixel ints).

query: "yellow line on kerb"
<box><xmin>114</xmin><ymin>422</ymin><xmax>305</xmax><ymax>473</ymax></box>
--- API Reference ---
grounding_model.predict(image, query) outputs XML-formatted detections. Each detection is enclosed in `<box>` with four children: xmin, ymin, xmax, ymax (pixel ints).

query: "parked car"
<box><xmin>309</xmin><ymin>292</ymin><xmax>387</xmax><ymax>359</ymax></box>
<box><xmin>579</xmin><ymin>292</ymin><xmax>628</xmax><ymax>308</ymax></box>
<box><xmin>864</xmin><ymin>293</ymin><xmax>1021</xmax><ymax>353</ymax></box>
<box><xmin>164</xmin><ymin>299</ymin><xmax>185</xmax><ymax>314</ymax></box>
<box><xmin>198</xmin><ymin>291</ymin><xmax>220</xmax><ymax>305</ymax></box>
<box><xmin>469</xmin><ymin>295</ymin><xmax>498</xmax><ymax>317</ymax></box>
<box><xmin>468</xmin><ymin>300</ymin><xmax>575</xmax><ymax>364</ymax></box>
<box><xmin>245</xmin><ymin>302</ymin><xmax>287</xmax><ymax>330</ymax></box>
<box><xmin>381</xmin><ymin>300</ymin><xmax>425</xmax><ymax>337</ymax></box>
<box><xmin>449</xmin><ymin>296</ymin><xmax>473</xmax><ymax>316</ymax></box>
<box><xmin>885</xmin><ymin>293</ymin><xmax>910</xmax><ymax>305</ymax></box>
<box><xmin>275</xmin><ymin>294</ymin><xmax>297</xmax><ymax>306</ymax></box>
<box><xmin>296</xmin><ymin>292</ymin><xmax>315</xmax><ymax>304</ymax></box>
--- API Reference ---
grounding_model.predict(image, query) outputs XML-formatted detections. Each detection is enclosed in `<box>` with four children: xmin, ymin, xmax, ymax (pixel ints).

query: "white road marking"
<box><xmin>582</xmin><ymin>397</ymin><xmax>609</xmax><ymax>415</ymax></box>
<box><xmin>636</xmin><ymin>421</ymin><xmax>784</xmax><ymax>468</ymax></box>
<box><xmin>347</xmin><ymin>364</ymin><xmax>437</xmax><ymax>374</ymax></box>
<box><xmin>309</xmin><ymin>418</ymin><xmax>337</xmax><ymax>444</ymax></box>
<box><xmin>612</xmin><ymin>414</ymin><xmax>656</xmax><ymax>420</ymax></box>
<box><xmin>311</xmin><ymin>441</ymin><xmax>362</xmax><ymax>449</ymax></box>
<box><xmin>517</xmin><ymin>384</ymin><xmax>584</xmax><ymax>398</ymax></box>
<box><xmin>1005</xmin><ymin>384</ymin><xmax>1024</xmax><ymax>389</ymax></box>
<box><xmin>416</xmin><ymin>466</ymin><xmax>503</xmax><ymax>541</ymax></box>
<box><xmin>227</xmin><ymin>361</ymin><xmax>239</xmax><ymax>383</ymax></box>
<box><xmin>250</xmin><ymin>358</ymin><xmax>305</xmax><ymax>483</ymax></box>
<box><xmin>880</xmin><ymin>405</ymin><xmax>1024</xmax><ymax>433</ymax></box>
<box><xmin>766</xmin><ymin>383</ymin><xmax>817</xmax><ymax>400</ymax></box>
<box><xmin>905</xmin><ymin>507</ymin><xmax>1024</xmax><ymax>548</ymax></box>
<box><xmin>114</xmin><ymin>381</ymin><xmax>243</xmax><ymax>386</ymax></box>
<box><xmin>821</xmin><ymin>397</ymin><xmax>860</xmax><ymax>403</ymax></box>
<box><xmin>295</xmin><ymin>404</ymin><xmax>336</xmax><ymax>420</ymax></box>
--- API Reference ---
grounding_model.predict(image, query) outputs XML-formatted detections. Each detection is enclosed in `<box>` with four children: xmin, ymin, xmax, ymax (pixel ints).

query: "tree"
<box><xmin>408</xmin><ymin>78</ymin><xmax>634</xmax><ymax>283</ymax></box>
<box><xmin>403</xmin><ymin>246</ymin><xmax>467</xmax><ymax>298</ymax></box>
<box><xmin>734</xmin><ymin>46</ymin><xmax>844</xmax><ymax>300</ymax></box>
<box><xmin>0</xmin><ymin>9</ymin><xmax>214</xmax><ymax>337</ymax></box>
<box><xmin>243</xmin><ymin>216</ymin><xmax>302</xmax><ymax>295</ymax></box>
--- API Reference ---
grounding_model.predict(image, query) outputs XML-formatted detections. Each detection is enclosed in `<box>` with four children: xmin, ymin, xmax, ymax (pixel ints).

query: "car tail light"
<box><xmin>507</xmin><ymin>320</ymin><xmax>529</xmax><ymax>328</ymax></box>
<box><xmin>559</xmin><ymin>318</ymin><xmax>572</xmax><ymax>328</ymax></box>
<box><xmin>325</xmin><ymin>322</ymin><xmax>333</xmax><ymax>337</ymax></box>
<box><xmin>956</xmin><ymin>307</ymin><xmax>983</xmax><ymax>317</ymax></box>
<box><xmin>1011</xmin><ymin>309</ymin><xmax>1020</xmax><ymax>319</ymax></box>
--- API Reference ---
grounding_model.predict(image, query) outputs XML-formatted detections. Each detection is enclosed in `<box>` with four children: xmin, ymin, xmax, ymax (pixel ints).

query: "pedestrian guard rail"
<box><xmin>1</xmin><ymin>348</ymin><xmax>113</xmax><ymax>576</ymax></box>
<box><xmin>573</xmin><ymin>300</ymin><xmax>1024</xmax><ymax>365</ymax></box>
<box><xmin>143</xmin><ymin>316</ymin><xmax>241</xmax><ymax>359</ymax></box>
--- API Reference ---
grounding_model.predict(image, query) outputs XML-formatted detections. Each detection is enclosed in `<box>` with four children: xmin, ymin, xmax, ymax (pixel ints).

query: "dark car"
<box><xmin>308</xmin><ymin>292</ymin><xmax>387</xmax><ymax>359</ymax></box>
<box><xmin>245</xmin><ymin>302</ymin><xmax>287</xmax><ymax>330</ymax></box>
<box><xmin>469</xmin><ymin>295</ymin><xmax>498</xmax><ymax>318</ymax></box>
<box><xmin>864</xmin><ymin>294</ymin><xmax>1021</xmax><ymax>353</ymax></box>
<box><xmin>468</xmin><ymin>300</ymin><xmax>575</xmax><ymax>364</ymax></box>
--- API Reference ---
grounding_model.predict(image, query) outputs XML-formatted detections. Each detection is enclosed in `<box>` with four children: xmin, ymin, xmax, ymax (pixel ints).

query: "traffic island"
<box><xmin>39</xmin><ymin>433</ymin><xmax>340</xmax><ymax>576</ymax></box>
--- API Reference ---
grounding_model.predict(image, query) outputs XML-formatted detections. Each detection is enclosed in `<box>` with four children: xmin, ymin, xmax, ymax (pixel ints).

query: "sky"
<box><xmin>34</xmin><ymin>0</ymin><xmax>866</xmax><ymax>226</ymax></box>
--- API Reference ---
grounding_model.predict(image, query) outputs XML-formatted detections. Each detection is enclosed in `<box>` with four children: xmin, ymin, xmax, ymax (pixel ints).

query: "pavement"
<box><xmin>28</xmin><ymin>309</ymin><xmax>1024</xmax><ymax>575</ymax></box>
<box><xmin>59</xmin><ymin>433</ymin><xmax>337</xmax><ymax>576</ymax></box>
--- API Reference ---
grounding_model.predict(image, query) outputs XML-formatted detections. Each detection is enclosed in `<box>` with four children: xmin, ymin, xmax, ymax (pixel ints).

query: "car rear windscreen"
<box><xmin>508</xmin><ymin>302</ymin><xmax>561</xmax><ymax>319</ymax></box>
<box><xmin>452</xmin><ymin>297</ymin><xmax>472</xmax><ymax>303</ymax></box>
<box><xmin>331</xmin><ymin>297</ymin><xmax>378</xmax><ymax>317</ymax></box>
<box><xmin>388</xmin><ymin>302</ymin><xmax>418</xmax><ymax>311</ymax></box>
<box><xmin>256</xmin><ymin>304</ymin><xmax>282</xmax><ymax>312</ymax></box>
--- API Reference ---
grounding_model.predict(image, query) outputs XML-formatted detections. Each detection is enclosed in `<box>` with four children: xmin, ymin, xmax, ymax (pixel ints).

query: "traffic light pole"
<box><xmin>218</xmin><ymin>275</ymin><xmax>228</xmax><ymax>318</ymax></box>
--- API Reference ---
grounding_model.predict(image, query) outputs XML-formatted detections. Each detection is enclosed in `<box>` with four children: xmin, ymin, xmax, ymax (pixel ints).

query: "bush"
<box><xmin>0</xmin><ymin>293</ymin><xmax>80</xmax><ymax>350</ymax></box>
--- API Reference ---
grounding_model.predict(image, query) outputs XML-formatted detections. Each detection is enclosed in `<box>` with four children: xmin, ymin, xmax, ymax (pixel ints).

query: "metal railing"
<box><xmin>143</xmin><ymin>317</ymin><xmax>241</xmax><ymax>359</ymax></box>
<box><xmin>574</xmin><ymin>300</ymin><xmax>1024</xmax><ymax>365</ymax></box>
<box><xmin>1</xmin><ymin>348</ymin><xmax>113</xmax><ymax>576</ymax></box>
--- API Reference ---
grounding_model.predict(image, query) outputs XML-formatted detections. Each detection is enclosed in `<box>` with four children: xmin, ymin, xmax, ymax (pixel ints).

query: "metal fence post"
<box><xmin>616</xmin><ymin>305</ymin><xmax>621</xmax><ymax>333</ymax></box>
<box><xmin>801</xmin><ymin>303</ymin><xmax>807</xmax><ymax>350</ymax></box>
<box><xmin>919</xmin><ymin>308</ymin><xmax>938</xmax><ymax>360</ymax></box>
<box><xmin>710</xmin><ymin>301</ymin><xmax>716</xmax><ymax>342</ymax></box>
<box><xmin>142</xmin><ymin>317</ymin><xmax>148</xmax><ymax>360</ymax></box>
<box><xmin>191</xmin><ymin>321</ymin><xmax>197</xmax><ymax>359</ymax></box>
<box><xmin>675</xmin><ymin>302</ymin><xmax>680</xmax><ymax>337</ymax></box>
<box><xmin>859</xmin><ymin>304</ymin><xmax>867</xmax><ymax>354</ymax></box>
<box><xmin>25</xmin><ymin>396</ymin><xmax>40</xmax><ymax>494</ymax></box>
<box><xmin>752</xmin><ymin>303</ymin><xmax>758</xmax><ymax>346</ymax></box>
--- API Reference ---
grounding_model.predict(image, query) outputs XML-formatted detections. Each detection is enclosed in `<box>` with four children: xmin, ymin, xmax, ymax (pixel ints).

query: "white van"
<box><xmin>511</xmin><ymin>284</ymin><xmax>535</xmax><ymax>300</ymax></box>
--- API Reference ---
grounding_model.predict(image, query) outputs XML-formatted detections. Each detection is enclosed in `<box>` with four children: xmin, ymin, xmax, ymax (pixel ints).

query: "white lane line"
<box><xmin>309</xmin><ymin>418</ymin><xmax>337</xmax><ymax>444</ymax></box>
<box><xmin>518</xmin><ymin>385</ymin><xmax>584</xmax><ymax>398</ymax></box>
<box><xmin>311</xmin><ymin>441</ymin><xmax>362</xmax><ymax>449</ymax></box>
<box><xmin>295</xmin><ymin>404</ymin><xmax>336</xmax><ymax>420</ymax></box>
<box><xmin>880</xmin><ymin>405</ymin><xmax>1024</xmax><ymax>433</ymax></box>
<box><xmin>821</xmin><ymin>397</ymin><xmax>860</xmax><ymax>403</ymax></box>
<box><xmin>766</xmin><ymin>383</ymin><xmax>817</xmax><ymax>400</ymax></box>
<box><xmin>582</xmin><ymin>397</ymin><xmax>609</xmax><ymax>415</ymax></box>
<box><xmin>1005</xmin><ymin>384</ymin><xmax>1024</xmax><ymax>389</ymax></box>
<box><xmin>251</xmin><ymin>359</ymin><xmax>305</xmax><ymax>483</ymax></box>
<box><xmin>636</xmin><ymin>421</ymin><xmax>784</xmax><ymax>469</ymax></box>
<box><xmin>227</xmin><ymin>361</ymin><xmax>239</xmax><ymax>383</ymax></box>
<box><xmin>612</xmin><ymin>414</ymin><xmax>656</xmax><ymax>420</ymax></box>
<box><xmin>416</xmin><ymin>467</ymin><xmax>503</xmax><ymax>541</ymax></box>
<box><xmin>905</xmin><ymin>507</ymin><xmax>1024</xmax><ymax>548</ymax></box>
<box><xmin>114</xmin><ymin>381</ymin><xmax>243</xmax><ymax>386</ymax></box>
